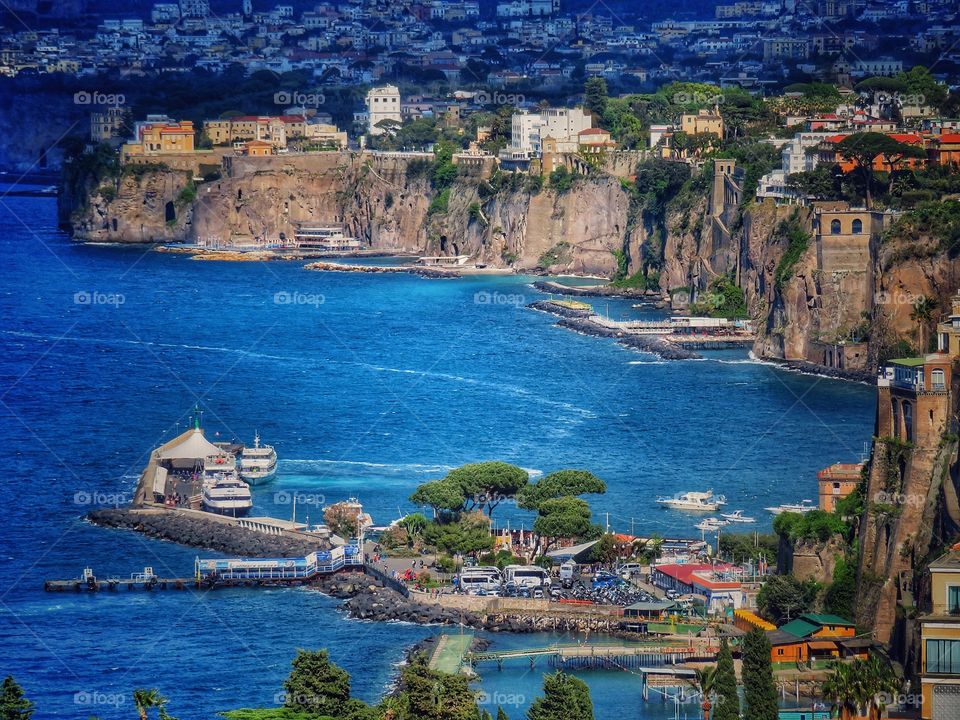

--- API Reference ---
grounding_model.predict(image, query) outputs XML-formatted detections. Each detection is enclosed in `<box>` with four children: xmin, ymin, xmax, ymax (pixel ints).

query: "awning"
<box><xmin>808</xmin><ymin>640</ymin><xmax>838</xmax><ymax>651</ymax></box>
<box><xmin>158</xmin><ymin>428</ymin><xmax>222</xmax><ymax>460</ymax></box>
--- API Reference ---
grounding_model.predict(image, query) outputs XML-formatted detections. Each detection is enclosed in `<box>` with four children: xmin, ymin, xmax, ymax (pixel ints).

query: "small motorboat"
<box><xmin>720</xmin><ymin>510</ymin><xmax>756</xmax><ymax>523</ymax></box>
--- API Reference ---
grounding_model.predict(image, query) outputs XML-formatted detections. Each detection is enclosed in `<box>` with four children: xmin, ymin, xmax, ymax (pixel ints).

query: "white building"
<box><xmin>365</xmin><ymin>85</ymin><xmax>402</xmax><ymax>136</ymax></box>
<box><xmin>178</xmin><ymin>0</ymin><xmax>209</xmax><ymax>18</ymax></box>
<box><xmin>497</xmin><ymin>0</ymin><xmax>558</xmax><ymax>17</ymax></box>
<box><xmin>780</xmin><ymin>132</ymin><xmax>835</xmax><ymax>175</ymax></box>
<box><xmin>510</xmin><ymin>107</ymin><xmax>591</xmax><ymax>156</ymax></box>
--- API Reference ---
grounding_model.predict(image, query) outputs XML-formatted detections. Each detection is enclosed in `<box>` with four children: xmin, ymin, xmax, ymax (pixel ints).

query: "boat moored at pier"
<box><xmin>239</xmin><ymin>431</ymin><xmax>277</xmax><ymax>485</ymax></box>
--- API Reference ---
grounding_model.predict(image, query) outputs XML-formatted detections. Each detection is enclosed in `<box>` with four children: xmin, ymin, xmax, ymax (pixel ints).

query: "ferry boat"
<box><xmin>239</xmin><ymin>432</ymin><xmax>277</xmax><ymax>485</ymax></box>
<box><xmin>764</xmin><ymin>499</ymin><xmax>816</xmax><ymax>515</ymax></box>
<box><xmin>202</xmin><ymin>453</ymin><xmax>253</xmax><ymax>517</ymax></box>
<box><xmin>720</xmin><ymin>510</ymin><xmax>756</xmax><ymax>523</ymax></box>
<box><xmin>656</xmin><ymin>490</ymin><xmax>726</xmax><ymax>512</ymax></box>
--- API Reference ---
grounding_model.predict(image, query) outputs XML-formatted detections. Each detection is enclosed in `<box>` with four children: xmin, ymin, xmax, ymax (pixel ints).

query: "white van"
<box><xmin>559</xmin><ymin>561</ymin><xmax>577</xmax><ymax>581</ymax></box>
<box><xmin>458</xmin><ymin>574</ymin><xmax>501</xmax><ymax>594</ymax></box>
<box><xmin>503</xmin><ymin>564</ymin><xmax>550</xmax><ymax>589</ymax></box>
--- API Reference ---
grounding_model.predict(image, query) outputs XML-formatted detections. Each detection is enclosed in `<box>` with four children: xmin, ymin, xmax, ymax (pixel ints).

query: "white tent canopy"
<box><xmin>158</xmin><ymin>428</ymin><xmax>222</xmax><ymax>461</ymax></box>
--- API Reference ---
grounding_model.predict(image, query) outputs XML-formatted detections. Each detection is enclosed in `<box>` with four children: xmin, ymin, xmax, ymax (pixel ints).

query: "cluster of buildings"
<box><xmin>757</xmin><ymin>106</ymin><xmax>960</xmax><ymax>205</ymax></box>
<box><xmin>1</xmin><ymin>0</ymin><xmax>957</xmax><ymax>91</ymax></box>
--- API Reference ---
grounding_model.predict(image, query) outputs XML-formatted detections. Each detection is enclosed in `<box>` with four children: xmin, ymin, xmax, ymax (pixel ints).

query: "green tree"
<box><xmin>821</xmin><ymin>657</ymin><xmax>900</xmax><ymax>720</ymax></box>
<box><xmin>516</xmin><ymin>470</ymin><xmax>606</xmax><ymax>511</ymax></box>
<box><xmin>423</xmin><ymin>511</ymin><xmax>494</xmax><ymax>556</ymax></box>
<box><xmin>443</xmin><ymin>462</ymin><xmax>529</xmax><ymax>517</ymax></box>
<box><xmin>589</xmin><ymin>533</ymin><xmax>618</xmax><ymax>565</ymax></box>
<box><xmin>688</xmin><ymin>666</ymin><xmax>717</xmax><ymax>720</ymax></box>
<box><xmin>584</xmin><ymin>77</ymin><xmax>608</xmax><ymax>119</ymax></box>
<box><xmin>397</xmin><ymin>657</ymin><xmax>481</xmax><ymax>720</ymax></box>
<box><xmin>532</xmin><ymin>497</ymin><xmax>598</xmax><ymax>552</ymax></box>
<box><xmin>713</xmin><ymin>639</ymin><xmax>740</xmax><ymax>720</ymax></box>
<box><xmin>496</xmin><ymin>707</ymin><xmax>509</xmax><ymax>720</ymax></box>
<box><xmin>0</xmin><ymin>677</ymin><xmax>34</xmax><ymax>720</ymax></box>
<box><xmin>836</xmin><ymin>132</ymin><xmax>923</xmax><ymax>208</ymax></box>
<box><xmin>133</xmin><ymin>689</ymin><xmax>172</xmax><ymax>720</ymax></box>
<box><xmin>910</xmin><ymin>295</ymin><xmax>938</xmax><ymax>353</ymax></box>
<box><xmin>742</xmin><ymin>629</ymin><xmax>778</xmax><ymax>720</ymax></box>
<box><xmin>757</xmin><ymin>574</ymin><xmax>819</xmax><ymax>623</ymax></box>
<box><xmin>410</xmin><ymin>480</ymin><xmax>467</xmax><ymax>519</ymax></box>
<box><xmin>282</xmin><ymin>649</ymin><xmax>352</xmax><ymax>718</ymax></box>
<box><xmin>824</xmin><ymin>556</ymin><xmax>858</xmax><ymax>620</ymax></box>
<box><xmin>527</xmin><ymin>672</ymin><xmax>593</xmax><ymax>720</ymax></box>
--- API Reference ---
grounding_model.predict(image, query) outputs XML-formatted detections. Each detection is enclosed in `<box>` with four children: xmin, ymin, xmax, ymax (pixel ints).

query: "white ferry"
<box><xmin>656</xmin><ymin>490</ymin><xmax>726</xmax><ymax>512</ymax></box>
<box><xmin>239</xmin><ymin>432</ymin><xmax>278</xmax><ymax>485</ymax></box>
<box><xmin>765</xmin><ymin>499</ymin><xmax>817</xmax><ymax>515</ymax></box>
<box><xmin>202</xmin><ymin>453</ymin><xmax>253</xmax><ymax>517</ymax></box>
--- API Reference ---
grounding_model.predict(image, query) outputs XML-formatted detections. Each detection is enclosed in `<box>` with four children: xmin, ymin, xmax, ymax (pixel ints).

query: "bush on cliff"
<box><xmin>773</xmin><ymin>213</ymin><xmax>811</xmax><ymax>289</ymax></box>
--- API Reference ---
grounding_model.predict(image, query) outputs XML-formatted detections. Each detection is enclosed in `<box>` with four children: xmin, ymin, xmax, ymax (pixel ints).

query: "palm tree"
<box><xmin>910</xmin><ymin>295</ymin><xmax>937</xmax><ymax>354</ymax></box>
<box><xmin>822</xmin><ymin>661</ymin><xmax>858</xmax><ymax>720</ymax></box>
<box><xmin>689</xmin><ymin>666</ymin><xmax>719</xmax><ymax>720</ymax></box>
<box><xmin>822</xmin><ymin>658</ymin><xmax>900</xmax><ymax>720</ymax></box>
<box><xmin>132</xmin><ymin>689</ymin><xmax>167</xmax><ymax>720</ymax></box>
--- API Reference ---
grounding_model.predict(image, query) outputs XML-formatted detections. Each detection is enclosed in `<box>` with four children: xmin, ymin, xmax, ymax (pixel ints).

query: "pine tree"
<box><xmin>497</xmin><ymin>707</ymin><xmax>509</xmax><ymax>720</ymax></box>
<box><xmin>527</xmin><ymin>672</ymin><xmax>593</xmax><ymax>720</ymax></box>
<box><xmin>742</xmin><ymin>629</ymin><xmax>779</xmax><ymax>720</ymax></box>
<box><xmin>713</xmin><ymin>639</ymin><xmax>740</xmax><ymax>720</ymax></box>
<box><xmin>0</xmin><ymin>676</ymin><xmax>34</xmax><ymax>720</ymax></box>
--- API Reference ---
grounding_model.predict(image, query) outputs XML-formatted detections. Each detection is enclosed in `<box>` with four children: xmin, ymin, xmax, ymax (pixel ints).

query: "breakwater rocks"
<box><xmin>88</xmin><ymin>508</ymin><xmax>328</xmax><ymax>557</ymax></box>
<box><xmin>305</xmin><ymin>261</ymin><xmax>460</xmax><ymax>279</ymax></box>
<box><xmin>533</xmin><ymin>280</ymin><xmax>664</xmax><ymax>304</ymax></box>
<box><xmin>529</xmin><ymin>300</ymin><xmax>701</xmax><ymax>361</ymax></box>
<box><xmin>773</xmin><ymin>359</ymin><xmax>875</xmax><ymax>384</ymax></box>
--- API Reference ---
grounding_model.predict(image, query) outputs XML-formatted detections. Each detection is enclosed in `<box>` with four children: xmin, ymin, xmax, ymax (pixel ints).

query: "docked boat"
<box><xmin>202</xmin><ymin>453</ymin><xmax>252</xmax><ymax>517</ymax></box>
<box><xmin>656</xmin><ymin>490</ymin><xmax>726</xmax><ymax>512</ymax></box>
<box><xmin>239</xmin><ymin>432</ymin><xmax>277</xmax><ymax>485</ymax></box>
<box><xmin>695</xmin><ymin>518</ymin><xmax>729</xmax><ymax>531</ymax></box>
<box><xmin>720</xmin><ymin>510</ymin><xmax>756</xmax><ymax>523</ymax></box>
<box><xmin>765</xmin><ymin>499</ymin><xmax>816</xmax><ymax>515</ymax></box>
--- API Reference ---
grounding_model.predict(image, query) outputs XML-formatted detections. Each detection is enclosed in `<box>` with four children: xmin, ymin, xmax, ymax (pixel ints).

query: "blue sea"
<box><xmin>0</xmin><ymin>196</ymin><xmax>876</xmax><ymax>718</ymax></box>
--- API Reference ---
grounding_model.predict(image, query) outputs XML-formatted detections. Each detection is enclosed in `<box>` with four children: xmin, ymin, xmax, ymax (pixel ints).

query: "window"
<box><xmin>927</xmin><ymin>639</ymin><xmax>960</xmax><ymax>673</ymax></box>
<box><xmin>852</xmin><ymin>219</ymin><xmax>863</xmax><ymax>233</ymax></box>
<box><xmin>904</xmin><ymin>402</ymin><xmax>914</xmax><ymax>442</ymax></box>
<box><xmin>933</xmin><ymin>369</ymin><xmax>946</xmax><ymax>391</ymax></box>
<box><xmin>830</xmin><ymin>219</ymin><xmax>841</xmax><ymax>234</ymax></box>
<box><xmin>949</xmin><ymin>585</ymin><xmax>960</xmax><ymax>614</ymax></box>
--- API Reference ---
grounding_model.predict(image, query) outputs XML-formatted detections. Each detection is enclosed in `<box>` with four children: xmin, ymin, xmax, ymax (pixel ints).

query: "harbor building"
<box><xmin>920</xmin><ymin>548</ymin><xmax>960</xmax><ymax>719</ymax></box>
<box><xmin>366</xmin><ymin>85</ymin><xmax>402</xmax><ymax>135</ymax></box>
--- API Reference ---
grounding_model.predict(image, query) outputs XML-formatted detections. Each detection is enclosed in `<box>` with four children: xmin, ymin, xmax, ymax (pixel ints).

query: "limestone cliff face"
<box><xmin>68</xmin><ymin>166</ymin><xmax>194</xmax><ymax>243</ymax></box>
<box><xmin>66</xmin><ymin>152</ymin><xmax>634</xmax><ymax>276</ymax></box>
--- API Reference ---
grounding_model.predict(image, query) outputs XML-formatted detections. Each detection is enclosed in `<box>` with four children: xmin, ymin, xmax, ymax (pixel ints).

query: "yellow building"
<box><xmin>937</xmin><ymin>291</ymin><xmax>960</xmax><ymax>357</ymax></box>
<box><xmin>680</xmin><ymin>108</ymin><xmax>724</xmax><ymax>140</ymax></box>
<box><xmin>122</xmin><ymin>119</ymin><xmax>195</xmax><ymax>160</ymax></box>
<box><xmin>920</xmin><ymin>549</ymin><xmax>960</xmax><ymax>719</ymax></box>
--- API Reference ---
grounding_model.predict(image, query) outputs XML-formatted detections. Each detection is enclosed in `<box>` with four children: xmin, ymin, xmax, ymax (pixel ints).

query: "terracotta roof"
<box><xmin>938</xmin><ymin>133</ymin><xmax>960</xmax><ymax>143</ymax></box>
<box><xmin>579</xmin><ymin>128</ymin><xmax>607</xmax><ymax>135</ymax></box>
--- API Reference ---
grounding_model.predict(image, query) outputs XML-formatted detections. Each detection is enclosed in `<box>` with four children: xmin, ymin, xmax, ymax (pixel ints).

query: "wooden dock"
<box><xmin>466</xmin><ymin>643</ymin><xmax>702</xmax><ymax>670</ymax></box>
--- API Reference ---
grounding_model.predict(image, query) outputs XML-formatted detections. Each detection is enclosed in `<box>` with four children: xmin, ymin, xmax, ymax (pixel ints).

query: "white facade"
<box><xmin>365</xmin><ymin>85</ymin><xmax>402</xmax><ymax>135</ymax></box>
<box><xmin>510</xmin><ymin>107</ymin><xmax>591</xmax><ymax>156</ymax></box>
<box><xmin>781</xmin><ymin>132</ymin><xmax>834</xmax><ymax>174</ymax></box>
